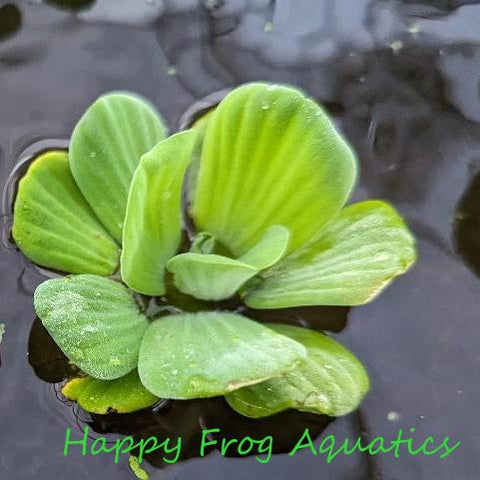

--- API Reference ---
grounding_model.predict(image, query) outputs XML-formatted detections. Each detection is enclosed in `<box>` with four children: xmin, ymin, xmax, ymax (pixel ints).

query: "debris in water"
<box><xmin>129</xmin><ymin>455</ymin><xmax>149</xmax><ymax>480</ymax></box>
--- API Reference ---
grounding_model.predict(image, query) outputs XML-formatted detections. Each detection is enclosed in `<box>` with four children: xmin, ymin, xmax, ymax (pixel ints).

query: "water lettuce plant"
<box><xmin>12</xmin><ymin>83</ymin><xmax>416</xmax><ymax>418</ymax></box>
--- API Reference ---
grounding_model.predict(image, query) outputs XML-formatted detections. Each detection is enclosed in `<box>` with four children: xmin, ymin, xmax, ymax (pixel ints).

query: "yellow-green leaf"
<box><xmin>191</xmin><ymin>82</ymin><xmax>357</xmax><ymax>256</ymax></box>
<box><xmin>62</xmin><ymin>370</ymin><xmax>159</xmax><ymax>414</ymax></box>
<box><xmin>12</xmin><ymin>151</ymin><xmax>119</xmax><ymax>275</ymax></box>
<box><xmin>121</xmin><ymin>131</ymin><xmax>196</xmax><ymax>296</ymax></box>
<box><xmin>244</xmin><ymin>201</ymin><xmax>416</xmax><ymax>308</ymax></box>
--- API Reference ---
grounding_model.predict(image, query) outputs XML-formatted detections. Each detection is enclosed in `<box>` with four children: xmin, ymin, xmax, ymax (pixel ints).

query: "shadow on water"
<box><xmin>400</xmin><ymin>0</ymin><xmax>480</xmax><ymax>10</ymax></box>
<box><xmin>45</xmin><ymin>0</ymin><xmax>96</xmax><ymax>12</ymax></box>
<box><xmin>454</xmin><ymin>169</ymin><xmax>480</xmax><ymax>277</ymax></box>
<box><xmin>28</xmin><ymin>317</ymin><xmax>74</xmax><ymax>383</ymax></box>
<box><xmin>246</xmin><ymin>306</ymin><xmax>350</xmax><ymax>333</ymax></box>
<box><xmin>0</xmin><ymin>4</ymin><xmax>21</xmax><ymax>42</ymax></box>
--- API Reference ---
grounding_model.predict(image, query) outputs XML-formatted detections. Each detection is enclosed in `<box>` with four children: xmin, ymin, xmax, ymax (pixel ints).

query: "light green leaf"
<box><xmin>34</xmin><ymin>275</ymin><xmax>149</xmax><ymax>380</ymax></box>
<box><xmin>244</xmin><ymin>201</ymin><xmax>416</xmax><ymax>308</ymax></box>
<box><xmin>138</xmin><ymin>311</ymin><xmax>307</xmax><ymax>399</ymax></box>
<box><xmin>0</xmin><ymin>323</ymin><xmax>4</xmax><ymax>343</ymax></box>
<box><xmin>238</xmin><ymin>225</ymin><xmax>290</xmax><ymax>270</ymax></box>
<box><xmin>121</xmin><ymin>131</ymin><xmax>196</xmax><ymax>296</ymax></box>
<box><xmin>62</xmin><ymin>370</ymin><xmax>159</xmax><ymax>414</ymax></box>
<box><xmin>190</xmin><ymin>232</ymin><xmax>216</xmax><ymax>254</ymax></box>
<box><xmin>69</xmin><ymin>92</ymin><xmax>167</xmax><ymax>242</ymax></box>
<box><xmin>12</xmin><ymin>151</ymin><xmax>119</xmax><ymax>275</ymax></box>
<box><xmin>226</xmin><ymin>324</ymin><xmax>369</xmax><ymax>417</ymax></box>
<box><xmin>166</xmin><ymin>253</ymin><xmax>258</xmax><ymax>301</ymax></box>
<box><xmin>191</xmin><ymin>82</ymin><xmax>357</xmax><ymax>256</ymax></box>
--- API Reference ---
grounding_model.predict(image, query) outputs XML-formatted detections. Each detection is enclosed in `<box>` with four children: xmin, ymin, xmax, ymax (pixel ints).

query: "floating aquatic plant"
<box><xmin>12</xmin><ymin>83</ymin><xmax>416</xmax><ymax>418</ymax></box>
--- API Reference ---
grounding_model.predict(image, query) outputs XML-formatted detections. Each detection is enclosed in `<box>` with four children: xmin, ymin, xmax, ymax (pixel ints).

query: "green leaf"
<box><xmin>12</xmin><ymin>151</ymin><xmax>119</xmax><ymax>275</ymax></box>
<box><xmin>238</xmin><ymin>225</ymin><xmax>290</xmax><ymax>270</ymax></box>
<box><xmin>121</xmin><ymin>131</ymin><xmax>196</xmax><ymax>296</ymax></box>
<box><xmin>34</xmin><ymin>275</ymin><xmax>149</xmax><ymax>380</ymax></box>
<box><xmin>191</xmin><ymin>82</ymin><xmax>357</xmax><ymax>256</ymax></box>
<box><xmin>69</xmin><ymin>92</ymin><xmax>167</xmax><ymax>242</ymax></box>
<box><xmin>190</xmin><ymin>232</ymin><xmax>216</xmax><ymax>254</ymax></box>
<box><xmin>138</xmin><ymin>311</ymin><xmax>307</xmax><ymax>399</ymax></box>
<box><xmin>166</xmin><ymin>253</ymin><xmax>258</xmax><ymax>301</ymax></box>
<box><xmin>0</xmin><ymin>323</ymin><xmax>4</xmax><ymax>343</ymax></box>
<box><xmin>244</xmin><ymin>201</ymin><xmax>416</xmax><ymax>308</ymax></box>
<box><xmin>62</xmin><ymin>370</ymin><xmax>159</xmax><ymax>414</ymax></box>
<box><xmin>226</xmin><ymin>324</ymin><xmax>369</xmax><ymax>417</ymax></box>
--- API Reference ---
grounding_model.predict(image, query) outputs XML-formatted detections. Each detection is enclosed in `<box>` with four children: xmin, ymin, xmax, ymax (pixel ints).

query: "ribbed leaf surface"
<box><xmin>191</xmin><ymin>83</ymin><xmax>357</xmax><ymax>256</ymax></box>
<box><xmin>244</xmin><ymin>201</ymin><xmax>416</xmax><ymax>308</ymax></box>
<box><xmin>226</xmin><ymin>324</ymin><xmax>369</xmax><ymax>417</ymax></box>
<box><xmin>138</xmin><ymin>312</ymin><xmax>307</xmax><ymax>399</ymax></box>
<box><xmin>34</xmin><ymin>275</ymin><xmax>149</xmax><ymax>380</ymax></box>
<box><xmin>69</xmin><ymin>92</ymin><xmax>167</xmax><ymax>242</ymax></box>
<box><xmin>121</xmin><ymin>131</ymin><xmax>196</xmax><ymax>295</ymax></box>
<box><xmin>12</xmin><ymin>151</ymin><xmax>119</xmax><ymax>275</ymax></box>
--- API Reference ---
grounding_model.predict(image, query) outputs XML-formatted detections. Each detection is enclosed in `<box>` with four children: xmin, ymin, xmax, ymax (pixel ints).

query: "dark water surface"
<box><xmin>1</xmin><ymin>1</ymin><xmax>480</xmax><ymax>479</ymax></box>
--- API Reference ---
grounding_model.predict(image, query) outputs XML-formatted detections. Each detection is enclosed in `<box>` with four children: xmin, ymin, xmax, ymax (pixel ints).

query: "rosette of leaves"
<box><xmin>12</xmin><ymin>84</ymin><xmax>416</xmax><ymax>418</ymax></box>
